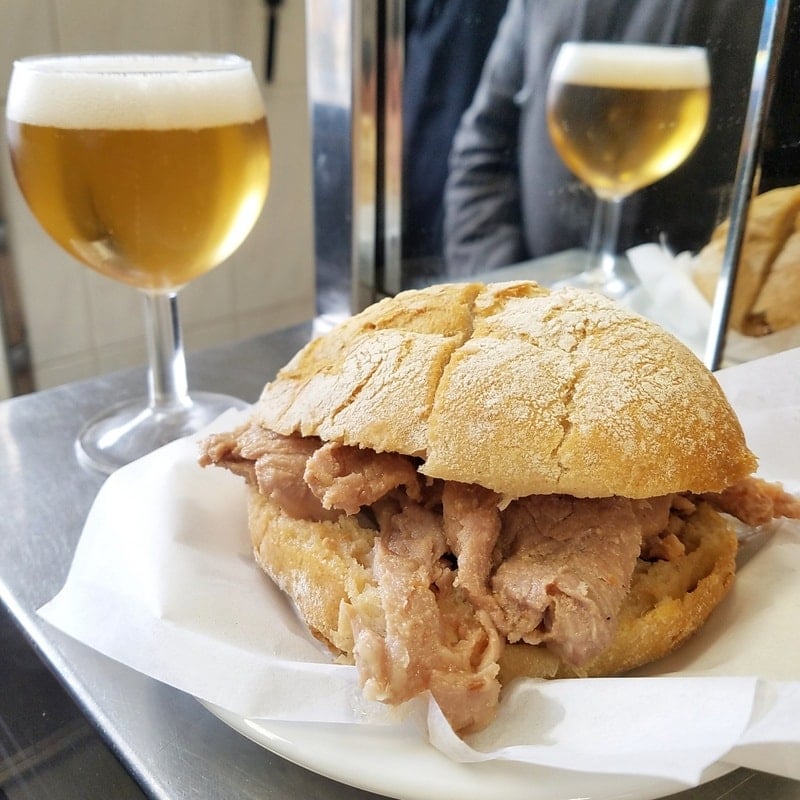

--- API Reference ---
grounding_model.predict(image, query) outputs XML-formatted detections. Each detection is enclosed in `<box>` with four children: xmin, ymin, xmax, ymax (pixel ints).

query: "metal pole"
<box><xmin>704</xmin><ymin>0</ymin><xmax>790</xmax><ymax>370</ymax></box>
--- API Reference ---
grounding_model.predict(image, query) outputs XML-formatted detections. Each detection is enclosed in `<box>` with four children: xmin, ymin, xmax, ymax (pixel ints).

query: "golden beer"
<box><xmin>7</xmin><ymin>54</ymin><xmax>270</xmax><ymax>291</ymax></box>
<box><xmin>5</xmin><ymin>54</ymin><xmax>272</xmax><ymax>472</ymax></box>
<box><xmin>547</xmin><ymin>44</ymin><xmax>710</xmax><ymax>200</ymax></box>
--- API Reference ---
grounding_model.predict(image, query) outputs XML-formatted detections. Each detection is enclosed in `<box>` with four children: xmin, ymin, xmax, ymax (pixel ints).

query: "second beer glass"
<box><xmin>546</xmin><ymin>43</ymin><xmax>710</xmax><ymax>297</ymax></box>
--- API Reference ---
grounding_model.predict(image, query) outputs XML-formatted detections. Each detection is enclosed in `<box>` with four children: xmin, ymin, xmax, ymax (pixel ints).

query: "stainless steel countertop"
<box><xmin>1</xmin><ymin>321</ymin><xmax>798</xmax><ymax>800</ymax></box>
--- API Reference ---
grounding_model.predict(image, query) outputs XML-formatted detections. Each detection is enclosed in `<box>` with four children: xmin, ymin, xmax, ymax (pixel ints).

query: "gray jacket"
<box><xmin>443</xmin><ymin>0</ymin><xmax>764</xmax><ymax>276</ymax></box>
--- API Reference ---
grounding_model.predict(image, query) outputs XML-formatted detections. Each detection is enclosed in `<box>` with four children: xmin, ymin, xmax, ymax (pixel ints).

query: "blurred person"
<box><xmin>402</xmin><ymin>0</ymin><xmax>508</xmax><ymax>283</ymax></box>
<box><xmin>443</xmin><ymin>0</ymin><xmax>766</xmax><ymax>276</ymax></box>
<box><xmin>759</xmin><ymin>0</ymin><xmax>800</xmax><ymax>192</ymax></box>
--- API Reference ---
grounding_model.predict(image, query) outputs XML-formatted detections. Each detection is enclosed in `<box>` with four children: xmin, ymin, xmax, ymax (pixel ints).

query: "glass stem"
<box><xmin>142</xmin><ymin>291</ymin><xmax>191</xmax><ymax>412</ymax></box>
<box><xmin>589</xmin><ymin>196</ymin><xmax>623</xmax><ymax>279</ymax></box>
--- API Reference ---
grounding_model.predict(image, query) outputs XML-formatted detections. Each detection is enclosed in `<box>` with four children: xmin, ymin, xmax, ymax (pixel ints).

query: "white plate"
<box><xmin>203</xmin><ymin>701</ymin><xmax>735</xmax><ymax>800</ymax></box>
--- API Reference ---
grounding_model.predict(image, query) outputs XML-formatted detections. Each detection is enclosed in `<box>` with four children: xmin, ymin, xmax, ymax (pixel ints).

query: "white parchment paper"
<box><xmin>38</xmin><ymin>347</ymin><xmax>800</xmax><ymax>787</ymax></box>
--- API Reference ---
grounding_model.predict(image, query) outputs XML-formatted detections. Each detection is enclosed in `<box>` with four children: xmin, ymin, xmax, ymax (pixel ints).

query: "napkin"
<box><xmin>38</xmin><ymin>348</ymin><xmax>800</xmax><ymax>787</ymax></box>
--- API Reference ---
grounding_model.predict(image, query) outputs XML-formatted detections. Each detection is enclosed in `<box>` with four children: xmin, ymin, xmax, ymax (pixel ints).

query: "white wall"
<box><xmin>0</xmin><ymin>0</ymin><xmax>315</xmax><ymax>396</ymax></box>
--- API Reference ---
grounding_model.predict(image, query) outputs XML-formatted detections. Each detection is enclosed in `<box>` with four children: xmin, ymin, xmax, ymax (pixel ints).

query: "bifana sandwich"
<box><xmin>200</xmin><ymin>281</ymin><xmax>800</xmax><ymax>734</ymax></box>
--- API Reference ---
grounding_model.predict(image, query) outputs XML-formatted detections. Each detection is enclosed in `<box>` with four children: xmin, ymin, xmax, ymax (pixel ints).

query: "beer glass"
<box><xmin>546</xmin><ymin>42</ymin><xmax>710</xmax><ymax>297</ymax></box>
<box><xmin>6</xmin><ymin>53</ymin><xmax>271</xmax><ymax>472</ymax></box>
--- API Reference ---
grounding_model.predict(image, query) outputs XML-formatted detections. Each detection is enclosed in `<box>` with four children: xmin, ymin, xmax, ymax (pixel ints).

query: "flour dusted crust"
<box><xmin>248</xmin><ymin>490</ymin><xmax>738</xmax><ymax>682</ymax></box>
<box><xmin>255</xmin><ymin>281</ymin><xmax>756</xmax><ymax>500</ymax></box>
<box><xmin>253</xmin><ymin>282</ymin><xmax>481</xmax><ymax>457</ymax></box>
<box><xmin>693</xmin><ymin>184</ymin><xmax>800</xmax><ymax>335</ymax></box>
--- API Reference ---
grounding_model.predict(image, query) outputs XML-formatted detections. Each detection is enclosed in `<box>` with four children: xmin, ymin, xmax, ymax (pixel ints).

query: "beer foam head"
<box><xmin>551</xmin><ymin>43</ymin><xmax>709</xmax><ymax>89</ymax></box>
<box><xmin>7</xmin><ymin>54</ymin><xmax>265</xmax><ymax>129</ymax></box>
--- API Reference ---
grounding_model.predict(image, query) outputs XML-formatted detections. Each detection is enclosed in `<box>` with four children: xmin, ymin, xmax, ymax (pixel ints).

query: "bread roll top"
<box><xmin>255</xmin><ymin>281</ymin><xmax>756</xmax><ymax>499</ymax></box>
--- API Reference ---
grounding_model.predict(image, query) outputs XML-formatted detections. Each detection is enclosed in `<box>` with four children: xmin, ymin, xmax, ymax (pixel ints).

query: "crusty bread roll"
<box><xmin>693</xmin><ymin>184</ymin><xmax>800</xmax><ymax>335</ymax></box>
<box><xmin>255</xmin><ymin>281</ymin><xmax>755</xmax><ymax>499</ymax></box>
<box><xmin>203</xmin><ymin>280</ymin><xmax>791</xmax><ymax>735</ymax></box>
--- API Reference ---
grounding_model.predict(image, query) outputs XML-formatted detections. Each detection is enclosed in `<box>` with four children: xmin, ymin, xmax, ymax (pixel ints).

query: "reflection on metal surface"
<box><xmin>381</xmin><ymin>0</ymin><xmax>404</xmax><ymax>297</ymax></box>
<box><xmin>306</xmin><ymin>0</ymin><xmax>405</xmax><ymax>316</ymax></box>
<box><xmin>352</xmin><ymin>0</ymin><xmax>379</xmax><ymax>312</ymax></box>
<box><xmin>305</xmin><ymin>0</ymin><xmax>354</xmax><ymax>318</ymax></box>
<box><xmin>306</xmin><ymin>0</ymin><xmax>383</xmax><ymax>317</ymax></box>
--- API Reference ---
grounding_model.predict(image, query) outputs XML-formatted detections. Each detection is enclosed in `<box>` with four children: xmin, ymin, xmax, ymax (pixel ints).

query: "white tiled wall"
<box><xmin>0</xmin><ymin>0</ymin><xmax>316</xmax><ymax>397</ymax></box>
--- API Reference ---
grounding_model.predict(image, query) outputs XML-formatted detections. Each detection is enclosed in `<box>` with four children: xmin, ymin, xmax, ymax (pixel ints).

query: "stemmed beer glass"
<box><xmin>546</xmin><ymin>42</ymin><xmax>710</xmax><ymax>298</ymax></box>
<box><xmin>6</xmin><ymin>54</ymin><xmax>271</xmax><ymax>472</ymax></box>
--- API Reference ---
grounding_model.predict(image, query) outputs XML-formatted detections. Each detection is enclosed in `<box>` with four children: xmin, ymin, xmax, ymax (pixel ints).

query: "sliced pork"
<box><xmin>491</xmin><ymin>495</ymin><xmax>665</xmax><ymax>666</ymax></box>
<box><xmin>201</xmin><ymin>423</ymin><xmax>337</xmax><ymax>521</ymax></box>
<box><xmin>198</xmin><ymin>423</ymin><xmax>257</xmax><ymax>485</ymax></box>
<box><xmin>304</xmin><ymin>441</ymin><xmax>422</xmax><ymax>515</ymax></box>
<box><xmin>441</xmin><ymin>482</ymin><xmax>502</xmax><ymax>609</ymax></box>
<box><xmin>703</xmin><ymin>476</ymin><xmax>800</xmax><ymax>526</ymax></box>
<box><xmin>354</xmin><ymin>496</ymin><xmax>502</xmax><ymax>734</ymax></box>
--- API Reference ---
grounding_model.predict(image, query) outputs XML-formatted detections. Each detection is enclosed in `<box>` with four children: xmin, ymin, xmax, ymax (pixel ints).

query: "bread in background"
<box><xmin>693</xmin><ymin>185</ymin><xmax>800</xmax><ymax>335</ymax></box>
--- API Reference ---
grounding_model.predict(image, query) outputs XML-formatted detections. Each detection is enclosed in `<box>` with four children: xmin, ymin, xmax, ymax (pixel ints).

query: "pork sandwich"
<box><xmin>200</xmin><ymin>281</ymin><xmax>800</xmax><ymax>734</ymax></box>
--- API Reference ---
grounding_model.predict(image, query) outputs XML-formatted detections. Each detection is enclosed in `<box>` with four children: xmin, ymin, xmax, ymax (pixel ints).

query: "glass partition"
<box><xmin>307</xmin><ymin>0</ymin><xmax>800</xmax><ymax>365</ymax></box>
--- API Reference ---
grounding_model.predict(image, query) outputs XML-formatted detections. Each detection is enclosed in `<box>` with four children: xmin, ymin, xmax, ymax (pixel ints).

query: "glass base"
<box><xmin>76</xmin><ymin>391</ymin><xmax>251</xmax><ymax>474</ymax></box>
<box><xmin>551</xmin><ymin>256</ymin><xmax>640</xmax><ymax>301</ymax></box>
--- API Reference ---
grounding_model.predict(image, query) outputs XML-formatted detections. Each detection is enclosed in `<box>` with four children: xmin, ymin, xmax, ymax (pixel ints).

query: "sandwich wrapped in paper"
<box><xmin>200</xmin><ymin>280</ymin><xmax>800</xmax><ymax>735</ymax></box>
